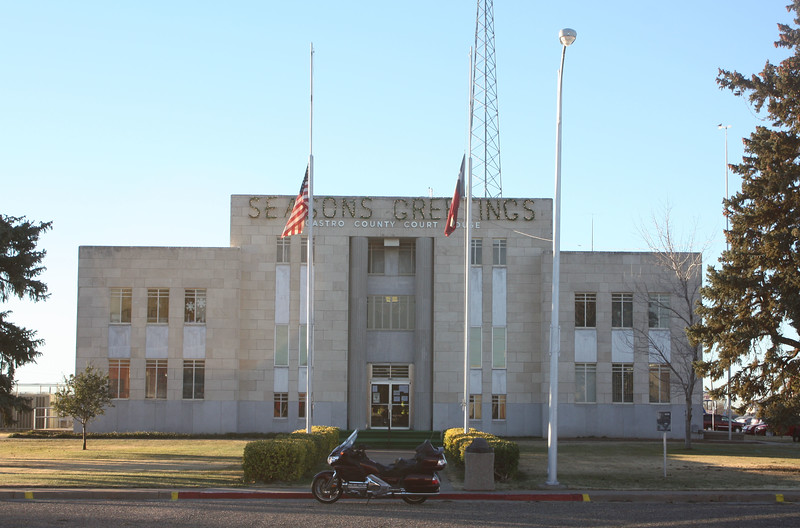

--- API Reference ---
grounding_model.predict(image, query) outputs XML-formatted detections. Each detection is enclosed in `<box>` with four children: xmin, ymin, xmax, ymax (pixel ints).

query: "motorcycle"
<box><xmin>311</xmin><ymin>429</ymin><xmax>447</xmax><ymax>505</ymax></box>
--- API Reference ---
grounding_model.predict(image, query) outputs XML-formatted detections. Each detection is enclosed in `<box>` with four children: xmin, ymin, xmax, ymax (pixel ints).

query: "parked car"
<box><xmin>703</xmin><ymin>413</ymin><xmax>743</xmax><ymax>432</ymax></box>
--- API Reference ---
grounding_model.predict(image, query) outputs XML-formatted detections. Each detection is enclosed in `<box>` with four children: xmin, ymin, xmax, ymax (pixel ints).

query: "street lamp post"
<box><xmin>718</xmin><ymin>123</ymin><xmax>732</xmax><ymax>441</ymax></box>
<box><xmin>547</xmin><ymin>27</ymin><xmax>576</xmax><ymax>487</ymax></box>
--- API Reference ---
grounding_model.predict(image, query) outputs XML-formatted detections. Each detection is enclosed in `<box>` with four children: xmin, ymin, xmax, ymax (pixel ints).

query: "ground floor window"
<box><xmin>274</xmin><ymin>393</ymin><xmax>288</xmax><ymax>418</ymax></box>
<box><xmin>575</xmin><ymin>363</ymin><xmax>597</xmax><ymax>403</ymax></box>
<box><xmin>612</xmin><ymin>363</ymin><xmax>634</xmax><ymax>403</ymax></box>
<box><xmin>145</xmin><ymin>359</ymin><xmax>168</xmax><ymax>399</ymax></box>
<box><xmin>491</xmin><ymin>394</ymin><xmax>506</xmax><ymax>420</ymax></box>
<box><xmin>649</xmin><ymin>363</ymin><xmax>671</xmax><ymax>403</ymax></box>
<box><xmin>469</xmin><ymin>394</ymin><xmax>482</xmax><ymax>420</ymax></box>
<box><xmin>109</xmin><ymin>359</ymin><xmax>130</xmax><ymax>399</ymax></box>
<box><xmin>298</xmin><ymin>392</ymin><xmax>306</xmax><ymax>418</ymax></box>
<box><xmin>182</xmin><ymin>360</ymin><xmax>205</xmax><ymax>399</ymax></box>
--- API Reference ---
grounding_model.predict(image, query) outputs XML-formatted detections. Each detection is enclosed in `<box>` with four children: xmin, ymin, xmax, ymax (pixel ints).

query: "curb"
<box><xmin>1</xmin><ymin>489</ymin><xmax>797</xmax><ymax>503</ymax></box>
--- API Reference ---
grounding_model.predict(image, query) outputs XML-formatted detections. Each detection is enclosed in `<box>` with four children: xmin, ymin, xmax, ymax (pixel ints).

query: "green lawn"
<box><xmin>2</xmin><ymin>433</ymin><xmax>800</xmax><ymax>490</ymax></box>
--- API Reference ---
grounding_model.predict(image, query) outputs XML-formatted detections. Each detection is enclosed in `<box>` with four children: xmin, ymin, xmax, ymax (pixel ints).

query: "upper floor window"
<box><xmin>470</xmin><ymin>239</ymin><xmax>482</xmax><ymax>266</ymax></box>
<box><xmin>575</xmin><ymin>293</ymin><xmax>597</xmax><ymax>328</ymax></box>
<box><xmin>367</xmin><ymin>295</ymin><xmax>415</xmax><ymax>330</ymax></box>
<box><xmin>277</xmin><ymin>238</ymin><xmax>291</xmax><ymax>263</ymax></box>
<box><xmin>109</xmin><ymin>288</ymin><xmax>132</xmax><ymax>324</ymax></box>
<box><xmin>648</xmin><ymin>293</ymin><xmax>671</xmax><ymax>329</ymax></box>
<box><xmin>368</xmin><ymin>239</ymin><xmax>385</xmax><ymax>274</ymax></box>
<box><xmin>147</xmin><ymin>288</ymin><xmax>169</xmax><ymax>324</ymax></box>
<box><xmin>398</xmin><ymin>240</ymin><xmax>415</xmax><ymax>275</ymax></box>
<box><xmin>611</xmin><ymin>293</ymin><xmax>633</xmax><ymax>328</ymax></box>
<box><xmin>184</xmin><ymin>289</ymin><xmax>206</xmax><ymax>324</ymax></box>
<box><xmin>301</xmin><ymin>238</ymin><xmax>308</xmax><ymax>264</ymax></box>
<box><xmin>492</xmin><ymin>239</ymin><xmax>506</xmax><ymax>266</ymax></box>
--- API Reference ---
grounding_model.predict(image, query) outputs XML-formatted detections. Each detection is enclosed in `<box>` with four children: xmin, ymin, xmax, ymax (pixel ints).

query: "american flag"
<box><xmin>281</xmin><ymin>167</ymin><xmax>310</xmax><ymax>238</ymax></box>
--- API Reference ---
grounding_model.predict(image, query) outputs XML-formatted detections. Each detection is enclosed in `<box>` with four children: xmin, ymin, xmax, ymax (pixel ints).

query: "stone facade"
<box><xmin>75</xmin><ymin>194</ymin><xmax>703</xmax><ymax>437</ymax></box>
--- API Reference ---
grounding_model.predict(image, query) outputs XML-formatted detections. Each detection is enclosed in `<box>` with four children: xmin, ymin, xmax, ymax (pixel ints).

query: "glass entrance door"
<box><xmin>370</xmin><ymin>382</ymin><xmax>410</xmax><ymax>429</ymax></box>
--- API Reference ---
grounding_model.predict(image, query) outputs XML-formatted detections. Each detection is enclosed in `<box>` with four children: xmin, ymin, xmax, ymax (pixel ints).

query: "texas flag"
<box><xmin>444</xmin><ymin>156</ymin><xmax>465</xmax><ymax>237</ymax></box>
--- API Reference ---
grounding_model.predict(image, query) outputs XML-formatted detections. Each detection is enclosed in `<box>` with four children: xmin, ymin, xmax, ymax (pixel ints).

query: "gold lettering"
<box><xmin>341</xmin><ymin>198</ymin><xmax>356</xmax><ymax>218</ymax></box>
<box><xmin>485</xmin><ymin>199</ymin><xmax>501</xmax><ymax>220</ymax></box>
<box><xmin>322</xmin><ymin>197</ymin><xmax>337</xmax><ymax>218</ymax></box>
<box><xmin>394</xmin><ymin>199</ymin><xmax>409</xmax><ymax>220</ymax></box>
<box><xmin>429</xmin><ymin>198</ymin><xmax>443</xmax><ymax>220</ymax></box>
<box><xmin>248</xmin><ymin>197</ymin><xmax>261</xmax><ymax>219</ymax></box>
<box><xmin>360</xmin><ymin>197</ymin><xmax>373</xmax><ymax>219</ymax></box>
<box><xmin>412</xmin><ymin>198</ymin><xmax>426</xmax><ymax>220</ymax></box>
<box><xmin>503</xmin><ymin>199</ymin><xmax>518</xmax><ymax>221</ymax></box>
<box><xmin>523</xmin><ymin>199</ymin><xmax>535</xmax><ymax>221</ymax></box>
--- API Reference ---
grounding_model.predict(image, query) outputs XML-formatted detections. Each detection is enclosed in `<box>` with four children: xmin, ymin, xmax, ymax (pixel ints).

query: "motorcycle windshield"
<box><xmin>330</xmin><ymin>429</ymin><xmax>358</xmax><ymax>456</ymax></box>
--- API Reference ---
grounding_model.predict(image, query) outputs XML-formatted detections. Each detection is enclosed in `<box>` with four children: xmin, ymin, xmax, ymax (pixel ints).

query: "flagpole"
<box><xmin>463</xmin><ymin>47</ymin><xmax>475</xmax><ymax>434</ymax></box>
<box><xmin>305</xmin><ymin>43</ymin><xmax>315</xmax><ymax>434</ymax></box>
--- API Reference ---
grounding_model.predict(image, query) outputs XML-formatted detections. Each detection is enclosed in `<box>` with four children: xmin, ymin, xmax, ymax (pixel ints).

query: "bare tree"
<box><xmin>636</xmin><ymin>206</ymin><xmax>707</xmax><ymax>448</ymax></box>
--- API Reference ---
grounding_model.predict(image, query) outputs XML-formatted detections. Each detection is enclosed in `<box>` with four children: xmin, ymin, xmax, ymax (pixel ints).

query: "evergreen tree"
<box><xmin>53</xmin><ymin>366</ymin><xmax>113</xmax><ymax>450</ymax></box>
<box><xmin>690</xmin><ymin>2</ymin><xmax>800</xmax><ymax>425</ymax></box>
<box><xmin>0</xmin><ymin>214</ymin><xmax>52</xmax><ymax>426</ymax></box>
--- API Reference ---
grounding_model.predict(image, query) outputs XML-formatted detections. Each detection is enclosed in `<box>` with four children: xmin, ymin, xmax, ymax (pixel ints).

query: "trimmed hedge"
<box><xmin>242</xmin><ymin>426</ymin><xmax>339</xmax><ymax>483</ymax></box>
<box><xmin>443</xmin><ymin>427</ymin><xmax>519</xmax><ymax>481</ymax></box>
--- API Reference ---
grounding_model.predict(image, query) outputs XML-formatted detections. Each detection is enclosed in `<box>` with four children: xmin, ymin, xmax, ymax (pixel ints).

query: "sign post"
<box><xmin>657</xmin><ymin>411</ymin><xmax>671</xmax><ymax>478</ymax></box>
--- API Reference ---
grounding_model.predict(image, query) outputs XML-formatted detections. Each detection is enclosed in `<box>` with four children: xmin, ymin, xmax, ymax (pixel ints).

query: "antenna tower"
<box><xmin>471</xmin><ymin>0</ymin><xmax>503</xmax><ymax>198</ymax></box>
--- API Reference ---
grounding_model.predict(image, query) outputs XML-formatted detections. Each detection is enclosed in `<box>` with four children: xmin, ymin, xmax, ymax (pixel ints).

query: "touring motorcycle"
<box><xmin>311</xmin><ymin>429</ymin><xmax>447</xmax><ymax>504</ymax></box>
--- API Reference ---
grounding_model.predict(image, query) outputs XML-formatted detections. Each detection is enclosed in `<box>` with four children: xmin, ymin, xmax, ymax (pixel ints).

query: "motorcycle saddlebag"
<box><xmin>403</xmin><ymin>473</ymin><xmax>440</xmax><ymax>494</ymax></box>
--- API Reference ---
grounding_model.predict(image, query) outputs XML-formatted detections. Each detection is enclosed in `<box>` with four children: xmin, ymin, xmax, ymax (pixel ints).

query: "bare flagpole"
<box><xmin>305</xmin><ymin>43</ymin><xmax>315</xmax><ymax>434</ymax></box>
<box><xmin>463</xmin><ymin>47</ymin><xmax>475</xmax><ymax>434</ymax></box>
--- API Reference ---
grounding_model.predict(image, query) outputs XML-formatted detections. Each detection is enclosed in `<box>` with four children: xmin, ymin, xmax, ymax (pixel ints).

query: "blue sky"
<box><xmin>1</xmin><ymin>1</ymin><xmax>792</xmax><ymax>384</ymax></box>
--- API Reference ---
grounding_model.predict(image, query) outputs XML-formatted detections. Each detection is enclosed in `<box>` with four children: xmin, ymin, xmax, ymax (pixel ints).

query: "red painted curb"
<box><xmin>177</xmin><ymin>491</ymin><xmax>312</xmax><ymax>500</ymax></box>
<box><xmin>174</xmin><ymin>490</ymin><xmax>584</xmax><ymax>502</ymax></box>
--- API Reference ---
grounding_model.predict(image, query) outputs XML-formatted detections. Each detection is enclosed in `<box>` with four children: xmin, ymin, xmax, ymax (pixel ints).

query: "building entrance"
<box><xmin>368</xmin><ymin>364</ymin><xmax>411</xmax><ymax>429</ymax></box>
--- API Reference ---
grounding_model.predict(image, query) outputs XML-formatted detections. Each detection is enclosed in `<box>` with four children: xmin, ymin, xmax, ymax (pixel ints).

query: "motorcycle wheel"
<box><xmin>311</xmin><ymin>473</ymin><xmax>343</xmax><ymax>504</ymax></box>
<box><xmin>402</xmin><ymin>495</ymin><xmax>427</xmax><ymax>505</ymax></box>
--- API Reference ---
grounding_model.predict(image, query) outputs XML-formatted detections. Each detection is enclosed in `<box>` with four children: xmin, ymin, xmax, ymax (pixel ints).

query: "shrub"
<box><xmin>443</xmin><ymin>426</ymin><xmax>519</xmax><ymax>481</ymax></box>
<box><xmin>243</xmin><ymin>426</ymin><xmax>340</xmax><ymax>483</ymax></box>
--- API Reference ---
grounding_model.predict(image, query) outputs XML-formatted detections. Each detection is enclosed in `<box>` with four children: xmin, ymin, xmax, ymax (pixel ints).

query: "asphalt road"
<box><xmin>2</xmin><ymin>499</ymin><xmax>800</xmax><ymax>528</ymax></box>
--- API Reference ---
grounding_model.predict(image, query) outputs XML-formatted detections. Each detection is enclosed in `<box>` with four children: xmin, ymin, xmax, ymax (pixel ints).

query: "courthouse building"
<box><xmin>75</xmin><ymin>194</ymin><xmax>703</xmax><ymax>438</ymax></box>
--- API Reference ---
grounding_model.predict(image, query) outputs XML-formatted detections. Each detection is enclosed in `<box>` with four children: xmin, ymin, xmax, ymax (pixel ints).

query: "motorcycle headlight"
<box><xmin>327</xmin><ymin>454</ymin><xmax>340</xmax><ymax>465</ymax></box>
<box><xmin>436</xmin><ymin>456</ymin><xmax>447</xmax><ymax>469</ymax></box>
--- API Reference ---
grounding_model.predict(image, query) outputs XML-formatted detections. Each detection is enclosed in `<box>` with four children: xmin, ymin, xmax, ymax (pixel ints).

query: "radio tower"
<box><xmin>471</xmin><ymin>0</ymin><xmax>503</xmax><ymax>198</ymax></box>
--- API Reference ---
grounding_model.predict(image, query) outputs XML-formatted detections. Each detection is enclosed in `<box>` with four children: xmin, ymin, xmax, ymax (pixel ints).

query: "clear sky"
<box><xmin>1</xmin><ymin>1</ymin><xmax>792</xmax><ymax>384</ymax></box>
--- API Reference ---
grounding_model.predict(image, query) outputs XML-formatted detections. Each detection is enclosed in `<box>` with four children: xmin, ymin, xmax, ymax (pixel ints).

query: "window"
<box><xmin>492</xmin><ymin>394</ymin><xmax>506</xmax><ymax>420</ymax></box>
<box><xmin>299</xmin><ymin>324</ymin><xmax>308</xmax><ymax>367</ymax></box>
<box><xmin>274</xmin><ymin>393</ymin><xmax>288</xmax><ymax>418</ymax></box>
<box><xmin>612</xmin><ymin>293</ymin><xmax>633</xmax><ymax>328</ymax></box>
<box><xmin>649</xmin><ymin>293</ymin><xmax>671</xmax><ymax>329</ymax></box>
<box><xmin>145</xmin><ymin>359</ymin><xmax>168</xmax><ymax>399</ymax></box>
<box><xmin>575</xmin><ymin>363</ymin><xmax>597</xmax><ymax>403</ymax></box>
<box><xmin>649</xmin><ymin>363</ymin><xmax>671</xmax><ymax>403</ymax></box>
<box><xmin>109</xmin><ymin>359</ymin><xmax>130</xmax><ymax>399</ymax></box>
<box><xmin>469</xmin><ymin>394</ymin><xmax>482</xmax><ymax>420</ymax></box>
<box><xmin>277</xmin><ymin>237</ymin><xmax>290</xmax><ymax>263</ymax></box>
<box><xmin>275</xmin><ymin>325</ymin><xmax>289</xmax><ymax>366</ymax></box>
<box><xmin>184</xmin><ymin>289</ymin><xmax>206</xmax><ymax>324</ymax></box>
<box><xmin>109</xmin><ymin>288</ymin><xmax>132</xmax><ymax>323</ymax></box>
<box><xmin>183</xmin><ymin>359</ymin><xmax>205</xmax><ymax>399</ymax></box>
<box><xmin>575</xmin><ymin>293</ymin><xmax>596</xmax><ymax>328</ymax></box>
<box><xmin>612</xmin><ymin>363</ymin><xmax>634</xmax><ymax>403</ymax></box>
<box><xmin>492</xmin><ymin>239</ymin><xmax>506</xmax><ymax>266</ymax></box>
<box><xmin>368</xmin><ymin>240</ymin><xmax>385</xmax><ymax>274</ymax></box>
<box><xmin>398</xmin><ymin>240</ymin><xmax>415</xmax><ymax>275</ymax></box>
<box><xmin>301</xmin><ymin>238</ymin><xmax>308</xmax><ymax>264</ymax></box>
<box><xmin>470</xmin><ymin>239</ymin><xmax>482</xmax><ymax>266</ymax></box>
<box><xmin>469</xmin><ymin>327</ymin><xmax>482</xmax><ymax>368</ymax></box>
<box><xmin>147</xmin><ymin>288</ymin><xmax>169</xmax><ymax>324</ymax></box>
<box><xmin>299</xmin><ymin>393</ymin><xmax>306</xmax><ymax>418</ymax></box>
<box><xmin>367</xmin><ymin>295</ymin><xmax>415</xmax><ymax>330</ymax></box>
<box><xmin>492</xmin><ymin>327</ymin><xmax>507</xmax><ymax>369</ymax></box>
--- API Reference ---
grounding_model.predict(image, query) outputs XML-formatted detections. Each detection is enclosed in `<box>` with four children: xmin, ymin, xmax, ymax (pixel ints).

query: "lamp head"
<box><xmin>559</xmin><ymin>28</ymin><xmax>577</xmax><ymax>46</ymax></box>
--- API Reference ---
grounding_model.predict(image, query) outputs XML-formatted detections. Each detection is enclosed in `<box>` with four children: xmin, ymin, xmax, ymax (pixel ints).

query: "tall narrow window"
<box><xmin>274</xmin><ymin>393</ymin><xmax>288</xmax><ymax>418</ymax></box>
<box><xmin>492</xmin><ymin>239</ymin><xmax>507</xmax><ymax>266</ymax></box>
<box><xmin>575</xmin><ymin>363</ymin><xmax>597</xmax><ymax>403</ymax></box>
<box><xmin>612</xmin><ymin>293</ymin><xmax>633</xmax><ymax>328</ymax></box>
<box><xmin>298</xmin><ymin>392</ymin><xmax>306</xmax><ymax>418</ymax></box>
<box><xmin>275</xmin><ymin>325</ymin><xmax>289</xmax><ymax>366</ymax></box>
<box><xmin>398</xmin><ymin>240</ymin><xmax>416</xmax><ymax>275</ymax></box>
<box><xmin>109</xmin><ymin>359</ymin><xmax>130</xmax><ymax>399</ymax></box>
<box><xmin>649</xmin><ymin>293</ymin><xmax>671</xmax><ymax>329</ymax></box>
<box><xmin>277</xmin><ymin>237</ymin><xmax>291</xmax><ymax>263</ymax></box>
<box><xmin>299</xmin><ymin>324</ymin><xmax>308</xmax><ymax>367</ymax></box>
<box><xmin>469</xmin><ymin>394</ymin><xmax>482</xmax><ymax>420</ymax></box>
<box><xmin>184</xmin><ymin>289</ymin><xmax>206</xmax><ymax>324</ymax></box>
<box><xmin>368</xmin><ymin>240</ymin><xmax>385</xmax><ymax>274</ymax></box>
<box><xmin>109</xmin><ymin>288</ymin><xmax>132</xmax><ymax>323</ymax></box>
<box><xmin>145</xmin><ymin>359</ymin><xmax>168</xmax><ymax>399</ymax></box>
<box><xmin>147</xmin><ymin>288</ymin><xmax>169</xmax><ymax>324</ymax></box>
<box><xmin>301</xmin><ymin>238</ymin><xmax>308</xmax><ymax>264</ymax></box>
<box><xmin>612</xmin><ymin>363</ymin><xmax>634</xmax><ymax>403</ymax></box>
<box><xmin>575</xmin><ymin>293</ymin><xmax>597</xmax><ymax>328</ymax></box>
<box><xmin>492</xmin><ymin>327</ymin><xmax>507</xmax><ymax>369</ymax></box>
<box><xmin>470</xmin><ymin>239</ymin><xmax>482</xmax><ymax>266</ymax></box>
<box><xmin>649</xmin><ymin>363</ymin><xmax>671</xmax><ymax>403</ymax></box>
<box><xmin>491</xmin><ymin>394</ymin><xmax>506</xmax><ymax>420</ymax></box>
<box><xmin>469</xmin><ymin>327</ymin><xmax>482</xmax><ymax>368</ymax></box>
<box><xmin>183</xmin><ymin>359</ymin><xmax>205</xmax><ymax>399</ymax></box>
